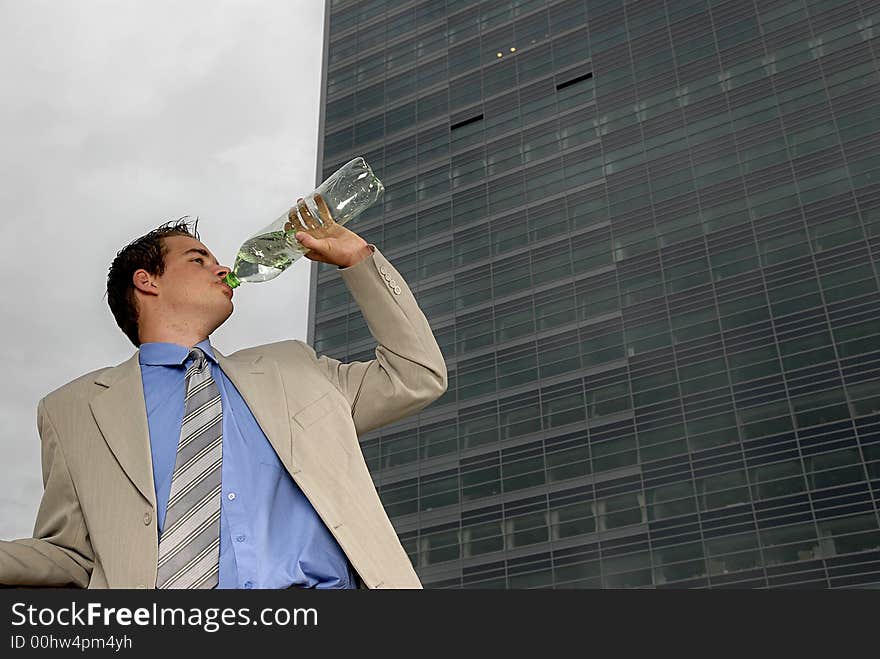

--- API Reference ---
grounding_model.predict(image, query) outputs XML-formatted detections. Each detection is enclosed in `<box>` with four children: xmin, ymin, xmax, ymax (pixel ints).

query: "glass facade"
<box><xmin>312</xmin><ymin>0</ymin><xmax>880</xmax><ymax>588</ymax></box>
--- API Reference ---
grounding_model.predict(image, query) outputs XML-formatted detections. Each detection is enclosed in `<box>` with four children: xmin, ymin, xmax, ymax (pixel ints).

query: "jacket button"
<box><xmin>143</xmin><ymin>512</ymin><xmax>152</xmax><ymax>525</ymax></box>
<box><xmin>137</xmin><ymin>584</ymin><xmax>146</xmax><ymax>589</ymax></box>
<box><xmin>389</xmin><ymin>279</ymin><xmax>397</xmax><ymax>287</ymax></box>
<box><xmin>379</xmin><ymin>265</ymin><xmax>388</xmax><ymax>275</ymax></box>
<box><xmin>394</xmin><ymin>286</ymin><xmax>402</xmax><ymax>295</ymax></box>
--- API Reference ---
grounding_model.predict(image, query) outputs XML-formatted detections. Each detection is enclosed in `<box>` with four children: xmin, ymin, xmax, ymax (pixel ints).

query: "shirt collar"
<box><xmin>138</xmin><ymin>339</ymin><xmax>218</xmax><ymax>367</ymax></box>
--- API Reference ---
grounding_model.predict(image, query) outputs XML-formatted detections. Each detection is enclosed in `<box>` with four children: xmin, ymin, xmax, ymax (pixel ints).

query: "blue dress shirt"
<box><xmin>139</xmin><ymin>339</ymin><xmax>358</xmax><ymax>589</ymax></box>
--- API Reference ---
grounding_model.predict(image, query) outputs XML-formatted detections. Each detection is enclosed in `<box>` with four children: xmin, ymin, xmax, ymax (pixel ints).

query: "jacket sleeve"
<box><xmin>295</xmin><ymin>245</ymin><xmax>448</xmax><ymax>437</ymax></box>
<box><xmin>0</xmin><ymin>399</ymin><xmax>93</xmax><ymax>587</ymax></box>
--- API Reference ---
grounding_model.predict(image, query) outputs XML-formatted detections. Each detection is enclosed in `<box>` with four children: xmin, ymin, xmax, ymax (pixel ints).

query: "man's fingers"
<box><xmin>295</xmin><ymin>201</ymin><xmax>319</xmax><ymax>231</ymax></box>
<box><xmin>294</xmin><ymin>228</ymin><xmax>365</xmax><ymax>267</ymax></box>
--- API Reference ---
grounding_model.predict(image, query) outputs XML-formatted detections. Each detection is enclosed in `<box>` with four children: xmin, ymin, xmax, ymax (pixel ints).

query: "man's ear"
<box><xmin>132</xmin><ymin>269</ymin><xmax>159</xmax><ymax>296</ymax></box>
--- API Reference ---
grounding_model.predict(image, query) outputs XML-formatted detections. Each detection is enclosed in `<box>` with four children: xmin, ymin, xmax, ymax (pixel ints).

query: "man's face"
<box><xmin>153</xmin><ymin>235</ymin><xmax>234</xmax><ymax>334</ymax></box>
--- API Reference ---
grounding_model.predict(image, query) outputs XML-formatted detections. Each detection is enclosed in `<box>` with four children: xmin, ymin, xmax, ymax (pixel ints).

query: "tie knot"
<box><xmin>188</xmin><ymin>347</ymin><xmax>208</xmax><ymax>372</ymax></box>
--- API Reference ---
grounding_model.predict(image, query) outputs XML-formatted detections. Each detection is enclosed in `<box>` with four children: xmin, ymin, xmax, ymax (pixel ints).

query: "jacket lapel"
<box><xmin>89</xmin><ymin>353</ymin><xmax>156</xmax><ymax>509</ymax></box>
<box><xmin>215</xmin><ymin>349</ymin><xmax>294</xmax><ymax>469</ymax></box>
<box><xmin>88</xmin><ymin>347</ymin><xmax>294</xmax><ymax>509</ymax></box>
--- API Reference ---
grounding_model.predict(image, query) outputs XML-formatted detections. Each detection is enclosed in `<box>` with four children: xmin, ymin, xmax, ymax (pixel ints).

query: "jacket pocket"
<box><xmin>292</xmin><ymin>393</ymin><xmax>336</xmax><ymax>429</ymax></box>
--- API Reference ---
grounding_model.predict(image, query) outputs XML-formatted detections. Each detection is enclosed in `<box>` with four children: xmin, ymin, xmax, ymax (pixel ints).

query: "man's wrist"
<box><xmin>339</xmin><ymin>244</ymin><xmax>375</xmax><ymax>269</ymax></box>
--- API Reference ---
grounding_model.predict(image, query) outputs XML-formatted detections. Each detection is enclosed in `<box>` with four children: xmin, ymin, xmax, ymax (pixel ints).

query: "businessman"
<box><xmin>0</xmin><ymin>216</ymin><xmax>446</xmax><ymax>588</ymax></box>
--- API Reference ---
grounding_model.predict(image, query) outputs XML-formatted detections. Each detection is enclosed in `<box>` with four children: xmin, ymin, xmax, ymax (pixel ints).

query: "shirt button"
<box><xmin>143</xmin><ymin>512</ymin><xmax>152</xmax><ymax>525</ymax></box>
<box><xmin>227</xmin><ymin>492</ymin><xmax>236</xmax><ymax>501</ymax></box>
<box><xmin>236</xmin><ymin>535</ymin><xmax>246</xmax><ymax>543</ymax></box>
<box><xmin>244</xmin><ymin>581</ymin><xmax>253</xmax><ymax>589</ymax></box>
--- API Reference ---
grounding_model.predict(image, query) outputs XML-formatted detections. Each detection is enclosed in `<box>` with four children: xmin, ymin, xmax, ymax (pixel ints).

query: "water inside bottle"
<box><xmin>231</xmin><ymin>230</ymin><xmax>305</xmax><ymax>283</ymax></box>
<box><xmin>231</xmin><ymin>202</ymin><xmax>337</xmax><ymax>283</ymax></box>
<box><xmin>224</xmin><ymin>157</ymin><xmax>378</xmax><ymax>288</ymax></box>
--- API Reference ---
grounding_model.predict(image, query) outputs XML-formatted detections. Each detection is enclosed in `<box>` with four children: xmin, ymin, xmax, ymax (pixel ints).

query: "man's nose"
<box><xmin>215</xmin><ymin>264</ymin><xmax>231</xmax><ymax>279</ymax></box>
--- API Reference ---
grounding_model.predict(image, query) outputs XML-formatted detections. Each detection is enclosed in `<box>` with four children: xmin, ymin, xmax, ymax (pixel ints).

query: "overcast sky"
<box><xmin>0</xmin><ymin>0</ymin><xmax>326</xmax><ymax>539</ymax></box>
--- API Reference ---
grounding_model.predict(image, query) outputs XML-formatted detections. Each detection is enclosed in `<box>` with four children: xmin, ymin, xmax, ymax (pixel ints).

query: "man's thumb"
<box><xmin>296</xmin><ymin>232</ymin><xmax>317</xmax><ymax>248</ymax></box>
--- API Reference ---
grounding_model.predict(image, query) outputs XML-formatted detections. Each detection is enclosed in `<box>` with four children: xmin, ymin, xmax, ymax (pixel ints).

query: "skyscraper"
<box><xmin>312</xmin><ymin>0</ymin><xmax>880</xmax><ymax>588</ymax></box>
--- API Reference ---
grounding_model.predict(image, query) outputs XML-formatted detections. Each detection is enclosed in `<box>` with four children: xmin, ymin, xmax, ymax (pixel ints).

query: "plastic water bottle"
<box><xmin>224</xmin><ymin>157</ymin><xmax>384</xmax><ymax>288</ymax></box>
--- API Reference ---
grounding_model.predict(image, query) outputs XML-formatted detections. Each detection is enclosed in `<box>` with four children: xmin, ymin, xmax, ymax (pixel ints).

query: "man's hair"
<box><xmin>106</xmin><ymin>217</ymin><xmax>200</xmax><ymax>347</ymax></box>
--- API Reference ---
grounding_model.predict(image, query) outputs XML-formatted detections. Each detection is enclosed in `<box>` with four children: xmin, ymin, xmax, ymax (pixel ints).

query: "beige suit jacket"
<box><xmin>0</xmin><ymin>247</ymin><xmax>446</xmax><ymax>589</ymax></box>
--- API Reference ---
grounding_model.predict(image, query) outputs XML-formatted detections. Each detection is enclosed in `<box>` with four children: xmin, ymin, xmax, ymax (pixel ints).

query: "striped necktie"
<box><xmin>156</xmin><ymin>347</ymin><xmax>223</xmax><ymax>589</ymax></box>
